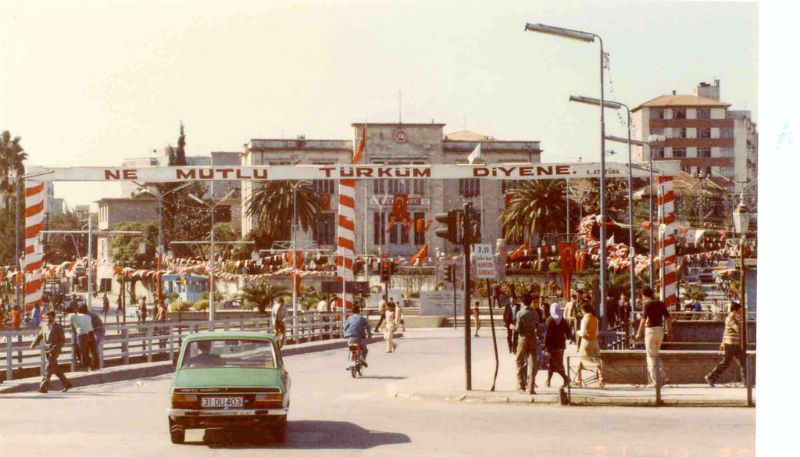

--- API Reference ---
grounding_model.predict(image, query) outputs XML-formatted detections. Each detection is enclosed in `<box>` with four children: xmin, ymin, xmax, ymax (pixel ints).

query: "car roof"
<box><xmin>182</xmin><ymin>331</ymin><xmax>276</xmax><ymax>342</ymax></box>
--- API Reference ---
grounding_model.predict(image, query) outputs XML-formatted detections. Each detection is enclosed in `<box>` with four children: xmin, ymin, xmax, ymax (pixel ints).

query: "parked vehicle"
<box><xmin>167</xmin><ymin>332</ymin><xmax>290</xmax><ymax>444</ymax></box>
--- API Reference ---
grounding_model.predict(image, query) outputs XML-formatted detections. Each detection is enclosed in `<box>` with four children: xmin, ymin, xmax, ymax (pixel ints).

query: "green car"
<box><xmin>167</xmin><ymin>332</ymin><xmax>291</xmax><ymax>444</ymax></box>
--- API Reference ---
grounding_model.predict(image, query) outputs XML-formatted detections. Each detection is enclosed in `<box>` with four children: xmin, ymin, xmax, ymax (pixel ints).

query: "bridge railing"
<box><xmin>1</xmin><ymin>312</ymin><xmax>345</xmax><ymax>382</ymax></box>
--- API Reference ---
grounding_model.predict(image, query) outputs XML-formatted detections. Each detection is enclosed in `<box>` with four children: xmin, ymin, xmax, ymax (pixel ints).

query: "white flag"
<box><xmin>467</xmin><ymin>143</ymin><xmax>482</xmax><ymax>164</ymax></box>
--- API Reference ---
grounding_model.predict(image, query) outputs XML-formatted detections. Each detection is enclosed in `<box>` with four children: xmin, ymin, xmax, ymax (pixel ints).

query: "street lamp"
<box><xmin>134</xmin><ymin>181</ymin><xmax>192</xmax><ymax>306</ymax></box>
<box><xmin>732</xmin><ymin>191</ymin><xmax>752</xmax><ymax>405</ymax></box>
<box><xmin>188</xmin><ymin>188</ymin><xmax>237</xmax><ymax>330</ymax></box>
<box><xmin>526</xmin><ymin>22</ymin><xmax>609</xmax><ymax>321</ymax></box>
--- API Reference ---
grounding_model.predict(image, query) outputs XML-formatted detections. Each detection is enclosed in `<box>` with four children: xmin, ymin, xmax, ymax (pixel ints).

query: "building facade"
<box><xmin>241</xmin><ymin>122</ymin><xmax>542</xmax><ymax>256</ymax></box>
<box><xmin>632</xmin><ymin>80</ymin><xmax>758</xmax><ymax>195</ymax></box>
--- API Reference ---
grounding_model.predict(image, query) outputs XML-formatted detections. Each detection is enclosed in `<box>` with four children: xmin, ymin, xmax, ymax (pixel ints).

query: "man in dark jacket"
<box><xmin>515</xmin><ymin>300</ymin><xmax>540</xmax><ymax>394</ymax></box>
<box><xmin>30</xmin><ymin>311</ymin><xmax>72</xmax><ymax>393</ymax></box>
<box><xmin>501</xmin><ymin>293</ymin><xmax>516</xmax><ymax>354</ymax></box>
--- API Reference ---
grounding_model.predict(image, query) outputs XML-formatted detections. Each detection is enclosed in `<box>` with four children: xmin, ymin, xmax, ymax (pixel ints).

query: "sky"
<box><xmin>0</xmin><ymin>0</ymin><xmax>758</xmax><ymax>207</ymax></box>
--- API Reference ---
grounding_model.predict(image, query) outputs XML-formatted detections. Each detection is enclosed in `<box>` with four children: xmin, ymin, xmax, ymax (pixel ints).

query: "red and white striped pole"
<box><xmin>336</xmin><ymin>126</ymin><xmax>365</xmax><ymax>324</ymax></box>
<box><xmin>656</xmin><ymin>176</ymin><xmax>677</xmax><ymax>309</ymax></box>
<box><xmin>24</xmin><ymin>180</ymin><xmax>45</xmax><ymax>312</ymax></box>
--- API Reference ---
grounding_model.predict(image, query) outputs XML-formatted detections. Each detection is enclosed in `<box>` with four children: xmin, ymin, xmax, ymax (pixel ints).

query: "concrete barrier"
<box><xmin>671</xmin><ymin>320</ymin><xmax>756</xmax><ymax>343</ymax></box>
<box><xmin>596</xmin><ymin>350</ymin><xmax>755</xmax><ymax>385</ymax></box>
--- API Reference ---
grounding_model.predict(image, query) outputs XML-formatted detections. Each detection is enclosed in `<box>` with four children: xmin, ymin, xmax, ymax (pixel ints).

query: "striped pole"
<box><xmin>336</xmin><ymin>127</ymin><xmax>365</xmax><ymax>319</ymax></box>
<box><xmin>24</xmin><ymin>180</ymin><xmax>45</xmax><ymax>312</ymax></box>
<box><xmin>656</xmin><ymin>176</ymin><xmax>677</xmax><ymax>308</ymax></box>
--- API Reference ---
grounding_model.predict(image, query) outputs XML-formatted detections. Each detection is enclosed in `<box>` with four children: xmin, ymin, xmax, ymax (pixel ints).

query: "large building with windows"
<box><xmin>241</xmin><ymin>122</ymin><xmax>542</xmax><ymax>256</ymax></box>
<box><xmin>632</xmin><ymin>80</ymin><xmax>758</xmax><ymax>195</ymax></box>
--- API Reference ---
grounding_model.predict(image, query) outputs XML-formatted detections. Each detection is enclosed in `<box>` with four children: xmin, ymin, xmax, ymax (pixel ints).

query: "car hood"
<box><xmin>172</xmin><ymin>368</ymin><xmax>283</xmax><ymax>389</ymax></box>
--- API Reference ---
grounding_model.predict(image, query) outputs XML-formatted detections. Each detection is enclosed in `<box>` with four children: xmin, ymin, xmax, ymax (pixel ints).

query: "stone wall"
<box><xmin>592</xmin><ymin>350</ymin><xmax>755</xmax><ymax>385</ymax></box>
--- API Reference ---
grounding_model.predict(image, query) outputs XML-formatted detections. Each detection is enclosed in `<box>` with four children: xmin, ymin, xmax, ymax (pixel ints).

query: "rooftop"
<box><xmin>632</xmin><ymin>94</ymin><xmax>730</xmax><ymax>112</ymax></box>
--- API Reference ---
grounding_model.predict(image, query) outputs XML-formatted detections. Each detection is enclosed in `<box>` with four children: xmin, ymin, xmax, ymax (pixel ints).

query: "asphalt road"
<box><xmin>0</xmin><ymin>328</ymin><xmax>754</xmax><ymax>457</ymax></box>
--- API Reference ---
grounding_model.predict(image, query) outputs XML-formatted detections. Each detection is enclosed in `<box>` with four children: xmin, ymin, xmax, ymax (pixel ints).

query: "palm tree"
<box><xmin>501</xmin><ymin>180</ymin><xmax>568</xmax><ymax>244</ymax></box>
<box><xmin>239</xmin><ymin>281</ymin><xmax>290</xmax><ymax>314</ymax></box>
<box><xmin>0</xmin><ymin>131</ymin><xmax>27</xmax><ymax>208</ymax></box>
<box><xmin>246</xmin><ymin>181</ymin><xmax>321</xmax><ymax>245</ymax></box>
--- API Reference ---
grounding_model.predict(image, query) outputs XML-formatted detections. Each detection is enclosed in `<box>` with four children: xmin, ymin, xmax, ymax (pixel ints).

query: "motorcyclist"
<box><xmin>344</xmin><ymin>305</ymin><xmax>371</xmax><ymax>367</ymax></box>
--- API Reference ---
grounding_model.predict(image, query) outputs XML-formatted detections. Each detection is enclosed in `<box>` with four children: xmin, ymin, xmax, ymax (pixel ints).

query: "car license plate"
<box><xmin>201</xmin><ymin>397</ymin><xmax>244</xmax><ymax>409</ymax></box>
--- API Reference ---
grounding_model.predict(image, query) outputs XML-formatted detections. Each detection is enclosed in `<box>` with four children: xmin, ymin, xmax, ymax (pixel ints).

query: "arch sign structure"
<box><xmin>21</xmin><ymin>161</ymin><xmax>677</xmax><ymax>317</ymax></box>
<box><xmin>34</xmin><ymin>162</ymin><xmax>655</xmax><ymax>182</ymax></box>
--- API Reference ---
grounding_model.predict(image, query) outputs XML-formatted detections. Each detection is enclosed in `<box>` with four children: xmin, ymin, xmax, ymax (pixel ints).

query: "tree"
<box><xmin>579</xmin><ymin>178</ymin><xmax>629</xmax><ymax>221</ymax></box>
<box><xmin>109</xmin><ymin>222</ymin><xmax>159</xmax><ymax>267</ymax></box>
<box><xmin>501</xmin><ymin>180</ymin><xmax>569</xmax><ymax>244</ymax></box>
<box><xmin>246</xmin><ymin>181</ymin><xmax>321</xmax><ymax>248</ymax></box>
<box><xmin>174</xmin><ymin>123</ymin><xmax>187</xmax><ymax>166</ymax></box>
<box><xmin>44</xmin><ymin>212</ymin><xmax>87</xmax><ymax>264</ymax></box>
<box><xmin>238</xmin><ymin>281</ymin><xmax>290</xmax><ymax>314</ymax></box>
<box><xmin>0</xmin><ymin>131</ymin><xmax>27</xmax><ymax>209</ymax></box>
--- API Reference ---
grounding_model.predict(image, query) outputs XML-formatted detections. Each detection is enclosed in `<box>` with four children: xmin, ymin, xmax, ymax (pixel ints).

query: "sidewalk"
<box><xmin>386</xmin><ymin>329</ymin><xmax>755</xmax><ymax>407</ymax></box>
<box><xmin>0</xmin><ymin>333</ymin><xmax>401</xmax><ymax>394</ymax></box>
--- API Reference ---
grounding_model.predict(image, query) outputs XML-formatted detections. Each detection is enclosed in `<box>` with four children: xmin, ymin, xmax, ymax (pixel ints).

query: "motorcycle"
<box><xmin>347</xmin><ymin>344</ymin><xmax>366</xmax><ymax>378</ymax></box>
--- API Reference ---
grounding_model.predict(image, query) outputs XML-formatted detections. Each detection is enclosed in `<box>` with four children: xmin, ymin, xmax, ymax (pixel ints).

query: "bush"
<box><xmin>169</xmin><ymin>301</ymin><xmax>192</xmax><ymax>312</ymax></box>
<box><xmin>193</xmin><ymin>299</ymin><xmax>209</xmax><ymax>311</ymax></box>
<box><xmin>548</xmin><ymin>261</ymin><xmax>561</xmax><ymax>273</ymax></box>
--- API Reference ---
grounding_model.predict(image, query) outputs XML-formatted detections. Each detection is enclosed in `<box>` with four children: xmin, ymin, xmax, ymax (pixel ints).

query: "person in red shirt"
<box><xmin>11</xmin><ymin>306</ymin><xmax>22</xmax><ymax>329</ymax></box>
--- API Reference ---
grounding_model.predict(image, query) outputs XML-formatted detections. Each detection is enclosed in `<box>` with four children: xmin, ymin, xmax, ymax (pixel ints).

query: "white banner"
<box><xmin>420</xmin><ymin>290</ymin><xmax>465</xmax><ymax>316</ymax></box>
<box><xmin>32</xmin><ymin>162</ymin><xmax>664</xmax><ymax>182</ymax></box>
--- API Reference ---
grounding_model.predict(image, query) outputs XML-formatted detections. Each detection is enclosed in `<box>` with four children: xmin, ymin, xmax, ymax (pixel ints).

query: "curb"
<box><xmin>0</xmin><ymin>333</ymin><xmax>401</xmax><ymax>394</ymax></box>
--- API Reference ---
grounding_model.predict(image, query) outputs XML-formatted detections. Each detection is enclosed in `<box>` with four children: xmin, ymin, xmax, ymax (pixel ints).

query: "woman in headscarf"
<box><xmin>574</xmin><ymin>303</ymin><xmax>606</xmax><ymax>388</ymax></box>
<box><xmin>544</xmin><ymin>302</ymin><xmax>571</xmax><ymax>387</ymax></box>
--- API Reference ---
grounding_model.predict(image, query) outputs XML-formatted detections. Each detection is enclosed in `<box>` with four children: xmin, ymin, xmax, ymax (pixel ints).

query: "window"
<box><xmin>459</xmin><ymin>178</ymin><xmax>480</xmax><ymax>197</ymax></box>
<box><xmin>698</xmin><ymin>128</ymin><xmax>711</xmax><ymax>139</ymax></box>
<box><xmin>313</xmin><ymin>213</ymin><xmax>335</xmax><ymax>245</ymax></box>
<box><xmin>373</xmin><ymin>212</ymin><xmax>386</xmax><ymax>245</ymax></box>
<box><xmin>502</xmin><ymin>180</ymin><xmax>522</xmax><ymax>193</ymax></box>
<box><xmin>697</xmin><ymin>108</ymin><xmax>711</xmax><ymax>120</ymax></box>
<box><xmin>676</xmin><ymin>128</ymin><xmax>687</xmax><ymax>139</ymax></box>
<box><xmin>651</xmin><ymin>108</ymin><xmax>665</xmax><ymax>120</ymax></box>
<box><xmin>651</xmin><ymin>127</ymin><xmax>665</xmax><ymax>136</ymax></box>
<box><xmin>673</xmin><ymin>108</ymin><xmax>686</xmax><ymax>119</ymax></box>
<box><xmin>652</xmin><ymin>148</ymin><xmax>665</xmax><ymax>159</ymax></box>
<box><xmin>721</xmin><ymin>128</ymin><xmax>733</xmax><ymax>139</ymax></box>
<box><xmin>181</xmin><ymin>339</ymin><xmax>276</xmax><ymax>369</ymax></box>
<box><xmin>413</xmin><ymin>212</ymin><xmax>426</xmax><ymax>245</ymax></box>
<box><xmin>313</xmin><ymin>179</ymin><xmax>335</xmax><ymax>195</ymax></box>
<box><xmin>673</xmin><ymin>148</ymin><xmax>687</xmax><ymax>158</ymax></box>
<box><xmin>698</xmin><ymin>147</ymin><xmax>711</xmax><ymax>158</ymax></box>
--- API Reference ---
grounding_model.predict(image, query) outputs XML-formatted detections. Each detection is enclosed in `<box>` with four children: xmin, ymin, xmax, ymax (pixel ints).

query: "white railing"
<box><xmin>1</xmin><ymin>312</ymin><xmax>344</xmax><ymax>382</ymax></box>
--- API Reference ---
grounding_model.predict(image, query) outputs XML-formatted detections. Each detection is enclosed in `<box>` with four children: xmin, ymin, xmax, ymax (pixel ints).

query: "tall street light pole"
<box><xmin>134</xmin><ymin>182</ymin><xmax>192</xmax><ymax>307</ymax></box>
<box><xmin>572</xmin><ymin>96</ymin><xmax>635</xmax><ymax>339</ymax></box>
<box><xmin>525</xmin><ymin>22</ymin><xmax>609</xmax><ymax>320</ymax></box>
<box><xmin>188</xmin><ymin>187</ymin><xmax>236</xmax><ymax>331</ymax></box>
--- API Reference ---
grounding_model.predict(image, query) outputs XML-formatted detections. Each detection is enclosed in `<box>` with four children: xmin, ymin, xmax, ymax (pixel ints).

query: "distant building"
<box><xmin>632</xmin><ymin>80</ymin><xmax>757</xmax><ymax>196</ymax></box>
<box><xmin>241</xmin><ymin>122</ymin><xmax>542</xmax><ymax>256</ymax></box>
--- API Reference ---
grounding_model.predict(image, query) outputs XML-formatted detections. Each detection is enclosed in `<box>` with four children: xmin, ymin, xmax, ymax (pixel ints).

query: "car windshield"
<box><xmin>181</xmin><ymin>339</ymin><xmax>276</xmax><ymax>369</ymax></box>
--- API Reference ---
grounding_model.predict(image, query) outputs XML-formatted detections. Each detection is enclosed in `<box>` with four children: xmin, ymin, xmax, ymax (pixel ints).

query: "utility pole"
<box><xmin>462</xmin><ymin>203</ymin><xmax>472</xmax><ymax>391</ymax></box>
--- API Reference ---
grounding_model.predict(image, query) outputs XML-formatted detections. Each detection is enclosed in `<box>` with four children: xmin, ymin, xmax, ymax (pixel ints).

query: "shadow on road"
<box><xmin>193</xmin><ymin>420</ymin><xmax>411</xmax><ymax>449</ymax></box>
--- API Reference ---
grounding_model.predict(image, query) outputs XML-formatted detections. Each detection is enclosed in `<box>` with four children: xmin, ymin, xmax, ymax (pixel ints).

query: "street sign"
<box><xmin>321</xmin><ymin>281</ymin><xmax>370</xmax><ymax>294</ymax></box>
<box><xmin>472</xmin><ymin>244</ymin><xmax>496</xmax><ymax>279</ymax></box>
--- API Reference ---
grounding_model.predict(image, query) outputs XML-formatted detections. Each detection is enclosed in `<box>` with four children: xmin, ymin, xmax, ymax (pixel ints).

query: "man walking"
<box><xmin>88</xmin><ymin>307</ymin><xmax>105</xmax><ymax>369</ymax></box>
<box><xmin>502</xmin><ymin>296</ymin><xmax>516</xmax><ymax>354</ymax></box>
<box><xmin>102</xmin><ymin>292</ymin><xmax>110</xmax><ymax>321</ymax></box>
<box><xmin>271</xmin><ymin>297</ymin><xmax>287</xmax><ymax>348</ymax></box>
<box><xmin>705</xmin><ymin>302</ymin><xmax>746</xmax><ymax>387</ymax></box>
<box><xmin>635</xmin><ymin>287</ymin><xmax>672</xmax><ymax>386</ymax></box>
<box><xmin>31</xmin><ymin>311</ymin><xmax>72</xmax><ymax>393</ymax></box>
<box><xmin>515</xmin><ymin>298</ymin><xmax>540</xmax><ymax>394</ymax></box>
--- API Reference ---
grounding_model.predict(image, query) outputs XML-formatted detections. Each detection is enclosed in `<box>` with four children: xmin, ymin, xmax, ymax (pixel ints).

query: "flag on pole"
<box><xmin>467</xmin><ymin>142</ymin><xmax>481</xmax><ymax>164</ymax></box>
<box><xmin>352</xmin><ymin>126</ymin><xmax>366</xmax><ymax>164</ymax></box>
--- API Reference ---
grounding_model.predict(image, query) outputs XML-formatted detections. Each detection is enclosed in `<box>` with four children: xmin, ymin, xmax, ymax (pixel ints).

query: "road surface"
<box><xmin>0</xmin><ymin>328</ymin><xmax>754</xmax><ymax>457</ymax></box>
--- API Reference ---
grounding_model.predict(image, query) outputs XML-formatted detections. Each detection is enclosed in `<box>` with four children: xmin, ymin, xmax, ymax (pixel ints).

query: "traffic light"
<box><xmin>465</xmin><ymin>206</ymin><xmax>481</xmax><ymax>244</ymax></box>
<box><xmin>380</xmin><ymin>261</ymin><xmax>394</xmax><ymax>282</ymax></box>
<box><xmin>445</xmin><ymin>264</ymin><xmax>455</xmax><ymax>283</ymax></box>
<box><xmin>435</xmin><ymin>210</ymin><xmax>463</xmax><ymax>244</ymax></box>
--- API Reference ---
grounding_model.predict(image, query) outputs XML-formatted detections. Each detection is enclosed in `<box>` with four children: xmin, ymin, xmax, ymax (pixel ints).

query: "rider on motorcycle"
<box><xmin>344</xmin><ymin>305</ymin><xmax>371</xmax><ymax>366</ymax></box>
